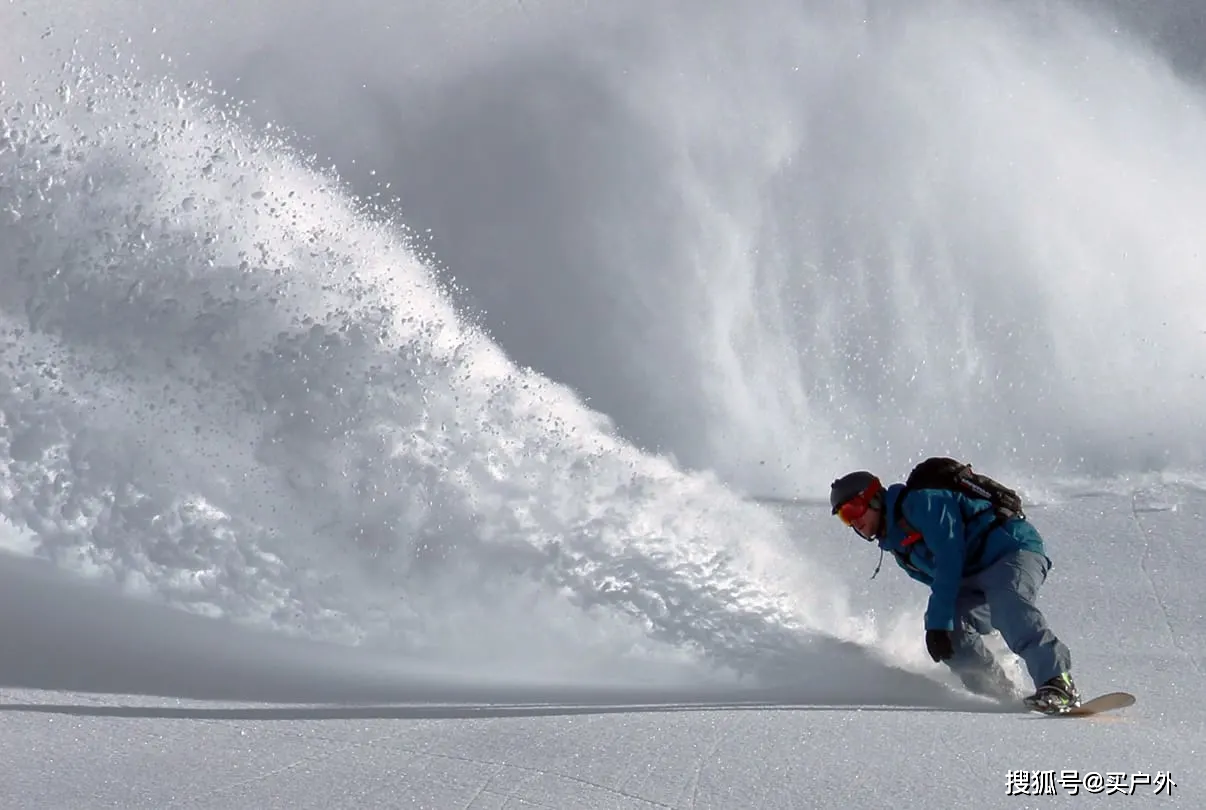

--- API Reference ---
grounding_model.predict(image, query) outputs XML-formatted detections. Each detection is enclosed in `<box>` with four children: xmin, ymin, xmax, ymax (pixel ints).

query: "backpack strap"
<box><xmin>891</xmin><ymin>484</ymin><xmax>909</xmax><ymax>528</ymax></box>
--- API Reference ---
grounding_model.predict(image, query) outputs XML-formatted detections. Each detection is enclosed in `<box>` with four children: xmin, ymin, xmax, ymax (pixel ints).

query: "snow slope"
<box><xmin>0</xmin><ymin>486</ymin><xmax>1200</xmax><ymax>808</ymax></box>
<box><xmin>1</xmin><ymin>0</ymin><xmax>1204</xmax><ymax>806</ymax></box>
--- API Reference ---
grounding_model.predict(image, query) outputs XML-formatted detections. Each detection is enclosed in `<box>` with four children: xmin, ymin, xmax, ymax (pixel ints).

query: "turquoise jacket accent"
<box><xmin>878</xmin><ymin>483</ymin><xmax>1048</xmax><ymax>631</ymax></box>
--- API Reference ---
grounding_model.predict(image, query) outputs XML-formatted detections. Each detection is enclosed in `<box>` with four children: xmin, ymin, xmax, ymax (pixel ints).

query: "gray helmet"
<box><xmin>830</xmin><ymin>471</ymin><xmax>880</xmax><ymax>514</ymax></box>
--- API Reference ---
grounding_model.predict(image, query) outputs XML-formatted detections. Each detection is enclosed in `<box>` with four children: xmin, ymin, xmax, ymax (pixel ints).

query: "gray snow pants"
<box><xmin>947</xmin><ymin>549</ymin><xmax>1073</xmax><ymax>691</ymax></box>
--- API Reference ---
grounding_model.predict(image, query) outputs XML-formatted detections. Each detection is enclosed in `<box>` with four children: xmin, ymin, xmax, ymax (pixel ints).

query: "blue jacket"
<box><xmin>878</xmin><ymin>483</ymin><xmax>1047</xmax><ymax>631</ymax></box>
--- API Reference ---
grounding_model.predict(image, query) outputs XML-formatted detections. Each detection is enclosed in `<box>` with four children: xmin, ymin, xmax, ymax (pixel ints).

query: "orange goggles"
<box><xmin>834</xmin><ymin>480</ymin><xmax>882</xmax><ymax>527</ymax></box>
<box><xmin>836</xmin><ymin>495</ymin><xmax>872</xmax><ymax>527</ymax></box>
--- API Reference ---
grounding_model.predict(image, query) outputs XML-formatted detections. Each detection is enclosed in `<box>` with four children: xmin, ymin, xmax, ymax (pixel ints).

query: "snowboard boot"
<box><xmin>1024</xmin><ymin>673</ymin><xmax>1081</xmax><ymax>714</ymax></box>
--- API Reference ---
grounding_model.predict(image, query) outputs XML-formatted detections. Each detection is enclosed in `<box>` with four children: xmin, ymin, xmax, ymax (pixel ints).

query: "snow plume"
<box><xmin>0</xmin><ymin>52</ymin><xmax>868</xmax><ymax>689</ymax></box>
<box><xmin>6</xmin><ymin>0</ymin><xmax>1204</xmax><ymax>703</ymax></box>
<box><xmin>155</xmin><ymin>0</ymin><xmax>1206</xmax><ymax>495</ymax></box>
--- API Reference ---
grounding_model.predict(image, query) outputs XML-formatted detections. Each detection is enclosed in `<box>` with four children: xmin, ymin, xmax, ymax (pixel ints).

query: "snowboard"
<box><xmin>1028</xmin><ymin>691</ymin><xmax>1135</xmax><ymax>718</ymax></box>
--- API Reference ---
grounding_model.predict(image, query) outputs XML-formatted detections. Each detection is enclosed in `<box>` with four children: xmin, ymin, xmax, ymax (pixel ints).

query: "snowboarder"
<box><xmin>829</xmin><ymin>468</ymin><xmax>1080</xmax><ymax>713</ymax></box>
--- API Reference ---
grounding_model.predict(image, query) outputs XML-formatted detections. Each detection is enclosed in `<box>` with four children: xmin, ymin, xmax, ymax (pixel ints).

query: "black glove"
<box><xmin>925</xmin><ymin>629</ymin><xmax>954</xmax><ymax>662</ymax></box>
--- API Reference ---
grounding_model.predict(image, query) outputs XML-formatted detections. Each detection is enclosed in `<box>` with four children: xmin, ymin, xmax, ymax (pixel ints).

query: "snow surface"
<box><xmin>1</xmin><ymin>0</ymin><xmax>1204</xmax><ymax>807</ymax></box>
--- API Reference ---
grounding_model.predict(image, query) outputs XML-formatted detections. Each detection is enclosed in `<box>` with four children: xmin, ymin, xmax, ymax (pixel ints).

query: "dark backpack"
<box><xmin>891</xmin><ymin>457</ymin><xmax>1025</xmax><ymax>529</ymax></box>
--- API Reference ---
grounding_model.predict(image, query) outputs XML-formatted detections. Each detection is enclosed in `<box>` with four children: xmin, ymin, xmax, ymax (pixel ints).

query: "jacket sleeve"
<box><xmin>903</xmin><ymin>490</ymin><xmax>968</xmax><ymax>631</ymax></box>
